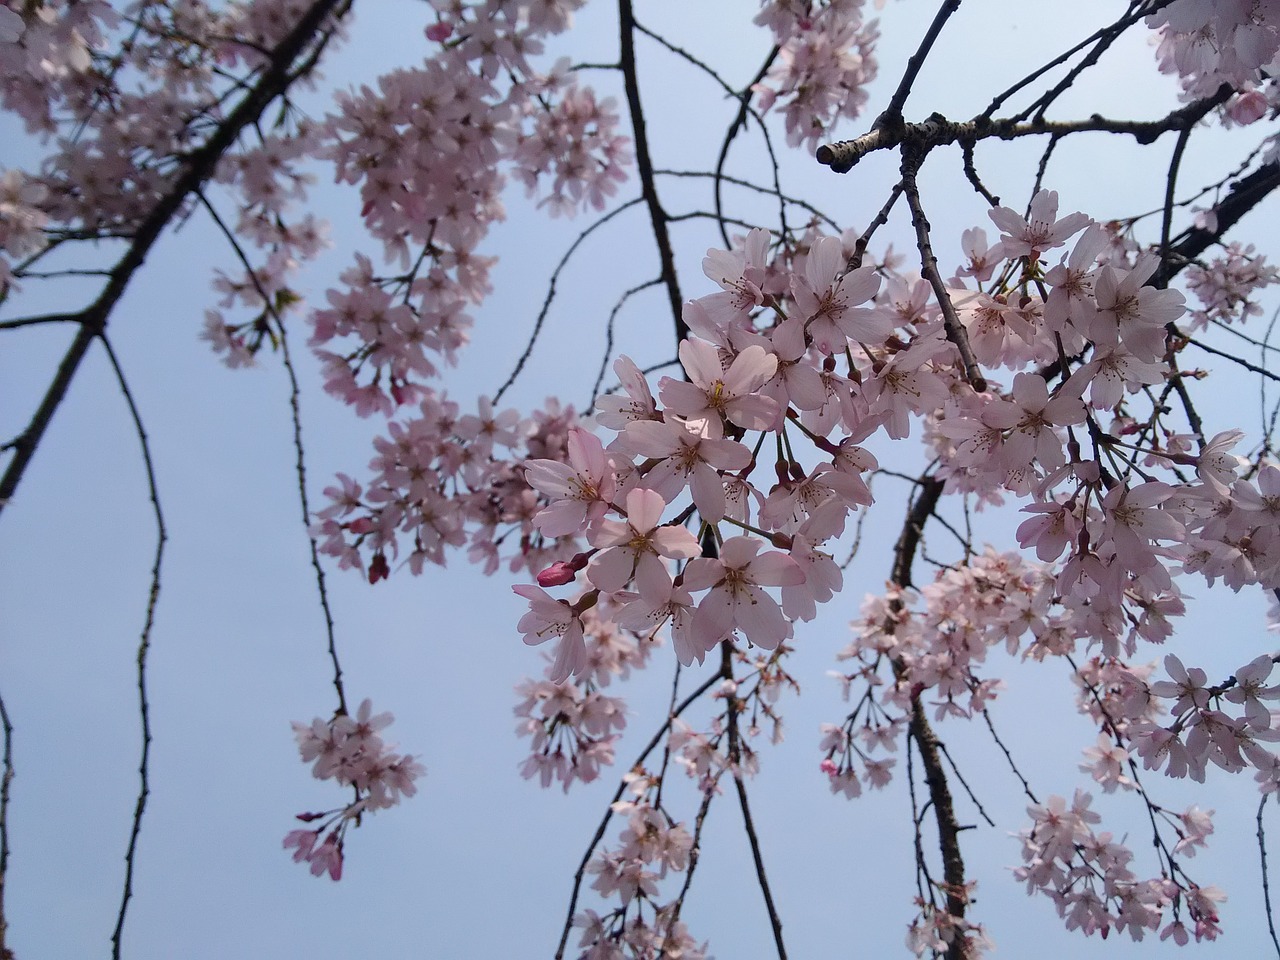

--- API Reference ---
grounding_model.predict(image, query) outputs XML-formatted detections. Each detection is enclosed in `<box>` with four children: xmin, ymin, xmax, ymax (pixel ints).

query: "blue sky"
<box><xmin>2</xmin><ymin>1</ymin><xmax>1278</xmax><ymax>957</ymax></box>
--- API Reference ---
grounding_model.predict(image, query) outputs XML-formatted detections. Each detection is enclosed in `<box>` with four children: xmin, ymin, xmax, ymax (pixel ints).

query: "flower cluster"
<box><xmin>1016</xmin><ymin>790</ymin><xmax>1225</xmax><ymax>944</ymax></box>
<box><xmin>1183</xmin><ymin>242</ymin><xmax>1280</xmax><ymax>329</ymax></box>
<box><xmin>512</xmin><ymin>64</ymin><xmax>632</xmax><ymax>217</ymax></box>
<box><xmin>302</xmin><ymin>2</ymin><xmax>630</xmax><ymax>413</ymax></box>
<box><xmin>514</xmin><ymin>603</ymin><xmax>656</xmax><ymax>791</ymax></box>
<box><xmin>753</xmin><ymin>0</ymin><xmax>880</xmax><ymax>150</ymax></box>
<box><xmin>283</xmin><ymin>699</ymin><xmax>424</xmax><ymax>879</ymax></box>
<box><xmin>0</xmin><ymin>167</ymin><xmax>46</xmax><ymax>290</ymax></box>
<box><xmin>1147</xmin><ymin>1</ymin><xmax>1280</xmax><ymax>99</ymax></box>
<box><xmin>572</xmin><ymin>775</ymin><xmax>708</xmax><ymax>960</ymax></box>
<box><xmin>905</xmin><ymin>893</ymin><xmax>993</xmax><ymax>959</ymax></box>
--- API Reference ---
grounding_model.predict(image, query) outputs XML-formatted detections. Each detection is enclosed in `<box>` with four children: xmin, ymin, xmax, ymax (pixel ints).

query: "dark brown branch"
<box><xmin>98</xmin><ymin>335</ymin><xmax>166</xmax><ymax>960</ymax></box>
<box><xmin>900</xmin><ymin>148</ymin><xmax>986</xmax><ymax>392</ymax></box>
<box><xmin>876</xmin><ymin>0</ymin><xmax>963</xmax><ymax>129</ymax></box>
<box><xmin>817</xmin><ymin>89</ymin><xmax>1232</xmax><ymax>174</ymax></box>
<box><xmin>1154</xmin><ymin>161</ymin><xmax>1280</xmax><ymax>288</ymax></box>
<box><xmin>618</xmin><ymin>0</ymin><xmax>686</xmax><ymax>343</ymax></box>
<box><xmin>0</xmin><ymin>686</ymin><xmax>11</xmax><ymax>959</ymax></box>
<box><xmin>0</xmin><ymin>0</ymin><xmax>352</xmax><ymax>520</ymax></box>
<box><xmin>887</xmin><ymin>476</ymin><xmax>973</xmax><ymax>959</ymax></box>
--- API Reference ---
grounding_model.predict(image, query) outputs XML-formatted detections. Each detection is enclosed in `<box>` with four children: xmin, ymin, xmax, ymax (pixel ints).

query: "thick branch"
<box><xmin>817</xmin><ymin>89</ymin><xmax>1232</xmax><ymax>174</ymax></box>
<box><xmin>618</xmin><ymin>0</ymin><xmax>686</xmax><ymax>343</ymax></box>
<box><xmin>0</xmin><ymin>0</ymin><xmax>352</xmax><ymax>519</ymax></box>
<box><xmin>889</xmin><ymin>477</ymin><xmax>973</xmax><ymax>958</ymax></box>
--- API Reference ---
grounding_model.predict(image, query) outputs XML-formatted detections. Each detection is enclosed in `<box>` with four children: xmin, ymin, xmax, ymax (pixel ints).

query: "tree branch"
<box><xmin>0</xmin><ymin>0</ymin><xmax>352</xmax><ymax>520</ymax></box>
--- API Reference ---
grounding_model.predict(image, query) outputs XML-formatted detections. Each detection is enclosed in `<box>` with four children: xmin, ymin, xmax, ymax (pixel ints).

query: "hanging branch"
<box><xmin>589</xmin><ymin>277</ymin><xmax>663</xmax><ymax>407</ymax></box>
<box><xmin>618</xmin><ymin>0</ymin><xmax>686</xmax><ymax>343</ymax></box>
<box><xmin>0</xmin><ymin>687</ymin><xmax>11</xmax><ymax>960</ymax></box>
<box><xmin>493</xmin><ymin>198</ymin><xmax>644</xmax><ymax>404</ymax></box>
<box><xmin>554</xmin><ymin>672</ymin><xmax>722</xmax><ymax>960</ymax></box>
<box><xmin>0</xmin><ymin>0</ymin><xmax>353</xmax><ymax>521</ymax></box>
<box><xmin>631</xmin><ymin>20</ymin><xmax>785</xmax><ymax>248</ymax></box>
<box><xmin>721</xmin><ymin>642</ymin><xmax>787</xmax><ymax>960</ymax></box>
<box><xmin>97</xmin><ymin>335</ymin><xmax>166</xmax><ymax>960</ymax></box>
<box><xmin>899</xmin><ymin>146</ymin><xmax>986</xmax><ymax>392</ymax></box>
<box><xmin>887</xmin><ymin>475</ymin><xmax>975</xmax><ymax>959</ymax></box>
<box><xmin>1260</xmin><ymin>794</ymin><xmax>1280</xmax><ymax>958</ymax></box>
<box><xmin>197</xmin><ymin>191</ymin><xmax>349</xmax><ymax>715</ymax></box>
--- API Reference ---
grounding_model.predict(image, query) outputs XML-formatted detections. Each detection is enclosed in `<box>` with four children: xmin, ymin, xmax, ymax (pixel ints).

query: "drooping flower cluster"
<box><xmin>284</xmin><ymin>699</ymin><xmax>425</xmax><ymax>879</ymax></box>
<box><xmin>1016</xmin><ymin>789</ymin><xmax>1226</xmax><ymax>944</ymax></box>
<box><xmin>905</xmin><ymin>891</ymin><xmax>993</xmax><ymax>959</ymax></box>
<box><xmin>514</xmin><ymin>603</ymin><xmax>656</xmax><ymax>792</ymax></box>
<box><xmin>1147</xmin><ymin>1</ymin><xmax>1280</xmax><ymax>100</ymax></box>
<box><xmin>571</xmin><ymin>773</ymin><xmax>708</xmax><ymax>960</ymax></box>
<box><xmin>753</xmin><ymin>0</ymin><xmax>880</xmax><ymax>150</ymax></box>
<box><xmin>300</xmin><ymin>2</ymin><xmax>629</xmax><ymax>414</ymax></box>
<box><xmin>312</xmin><ymin>392</ymin><xmax>593</xmax><ymax>583</ymax></box>
<box><xmin>0</xmin><ymin>167</ymin><xmax>46</xmax><ymax>291</ymax></box>
<box><xmin>1183</xmin><ymin>241</ymin><xmax>1280</xmax><ymax>329</ymax></box>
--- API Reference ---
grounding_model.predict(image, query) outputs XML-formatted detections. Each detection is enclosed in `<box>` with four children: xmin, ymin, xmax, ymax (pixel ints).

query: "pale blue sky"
<box><xmin>2</xmin><ymin>2</ymin><xmax>1278</xmax><ymax>957</ymax></box>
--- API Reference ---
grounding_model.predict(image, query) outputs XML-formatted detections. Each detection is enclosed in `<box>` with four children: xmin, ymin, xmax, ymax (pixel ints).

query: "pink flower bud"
<box><xmin>426</xmin><ymin>22</ymin><xmax>452</xmax><ymax>42</ymax></box>
<box><xmin>368</xmin><ymin>552</ymin><xmax>389</xmax><ymax>584</ymax></box>
<box><xmin>537</xmin><ymin>561</ymin><xmax>577</xmax><ymax>587</ymax></box>
<box><xmin>1227</xmin><ymin>90</ymin><xmax>1268</xmax><ymax>126</ymax></box>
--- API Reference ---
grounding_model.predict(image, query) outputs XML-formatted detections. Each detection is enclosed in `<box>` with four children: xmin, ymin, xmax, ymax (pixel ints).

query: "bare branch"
<box><xmin>97</xmin><ymin>335</ymin><xmax>166</xmax><ymax>960</ymax></box>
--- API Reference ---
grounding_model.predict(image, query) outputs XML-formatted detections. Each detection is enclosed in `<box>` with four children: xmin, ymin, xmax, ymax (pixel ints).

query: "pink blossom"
<box><xmin>681</xmin><ymin>536</ymin><xmax>804</xmax><ymax>651</ymax></box>
<box><xmin>988</xmin><ymin>189</ymin><xmax>1090</xmax><ymax>261</ymax></box>
<box><xmin>513</xmin><ymin>584</ymin><xmax>589</xmax><ymax>682</ymax></box>
<box><xmin>586</xmin><ymin>488</ymin><xmax>700</xmax><ymax>593</ymax></box>
<box><xmin>524</xmin><ymin>427</ymin><xmax>617</xmax><ymax>538</ymax></box>
<box><xmin>789</xmin><ymin>234</ymin><xmax>888</xmax><ymax>353</ymax></box>
<box><xmin>658</xmin><ymin>340</ymin><xmax>780</xmax><ymax>437</ymax></box>
<box><xmin>618</xmin><ymin>417</ymin><xmax>751</xmax><ymax>523</ymax></box>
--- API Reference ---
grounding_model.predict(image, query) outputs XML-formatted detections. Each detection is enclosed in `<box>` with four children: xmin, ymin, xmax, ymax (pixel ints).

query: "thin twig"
<box><xmin>1184</xmin><ymin>334</ymin><xmax>1280</xmax><ymax>383</ymax></box>
<box><xmin>278</xmin><ymin>325</ymin><xmax>348</xmax><ymax>715</ymax></box>
<box><xmin>1259</xmin><ymin>793</ymin><xmax>1280</xmax><ymax>957</ymax></box>
<box><xmin>980</xmin><ymin>709</ymin><xmax>1038</xmax><ymax>804</ymax></box>
<box><xmin>589</xmin><ymin>277</ymin><xmax>663</xmax><ymax>408</ymax></box>
<box><xmin>936</xmin><ymin>741</ymin><xmax>995</xmax><ymax>828</ymax></box>
<box><xmin>554</xmin><ymin>672</ymin><xmax>721</xmax><ymax>959</ymax></box>
<box><xmin>98</xmin><ymin>335</ymin><xmax>166</xmax><ymax>960</ymax></box>
<box><xmin>492</xmin><ymin>198</ymin><xmax>643</xmax><ymax>404</ymax></box>
<box><xmin>0</xmin><ymin>687</ymin><xmax>12</xmax><ymax>959</ymax></box>
<box><xmin>722</xmin><ymin>643</ymin><xmax>787</xmax><ymax>959</ymax></box>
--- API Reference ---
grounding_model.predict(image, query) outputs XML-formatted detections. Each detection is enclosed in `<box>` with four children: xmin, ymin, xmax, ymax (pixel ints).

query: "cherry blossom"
<box><xmin>682</xmin><ymin>536</ymin><xmax>805</xmax><ymax>652</ymax></box>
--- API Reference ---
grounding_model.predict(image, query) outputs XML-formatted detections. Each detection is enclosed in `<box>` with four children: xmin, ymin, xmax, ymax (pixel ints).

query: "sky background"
<box><xmin>2</xmin><ymin>1</ymin><xmax>1279</xmax><ymax>957</ymax></box>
